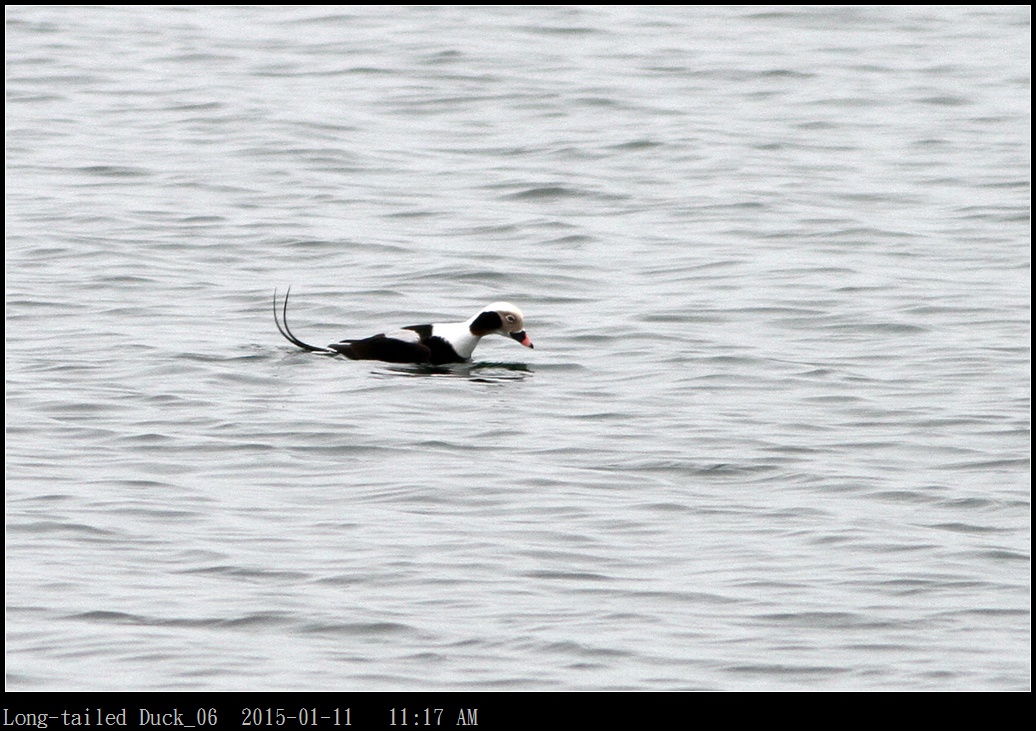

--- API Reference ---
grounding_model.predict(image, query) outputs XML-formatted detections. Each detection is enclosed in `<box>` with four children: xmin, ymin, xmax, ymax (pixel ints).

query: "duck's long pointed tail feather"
<box><xmin>273</xmin><ymin>287</ymin><xmax>336</xmax><ymax>354</ymax></box>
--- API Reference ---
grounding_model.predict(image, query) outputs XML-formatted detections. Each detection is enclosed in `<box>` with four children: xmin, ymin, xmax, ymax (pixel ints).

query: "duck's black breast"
<box><xmin>403</xmin><ymin>325</ymin><xmax>466</xmax><ymax>365</ymax></box>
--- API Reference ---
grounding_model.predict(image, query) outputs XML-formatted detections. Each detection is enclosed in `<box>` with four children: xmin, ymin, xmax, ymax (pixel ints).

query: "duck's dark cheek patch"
<box><xmin>470</xmin><ymin>310</ymin><xmax>503</xmax><ymax>336</ymax></box>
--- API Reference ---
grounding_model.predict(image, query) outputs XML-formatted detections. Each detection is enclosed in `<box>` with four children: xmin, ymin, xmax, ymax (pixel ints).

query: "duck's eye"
<box><xmin>506</xmin><ymin>315</ymin><xmax>516</xmax><ymax>323</ymax></box>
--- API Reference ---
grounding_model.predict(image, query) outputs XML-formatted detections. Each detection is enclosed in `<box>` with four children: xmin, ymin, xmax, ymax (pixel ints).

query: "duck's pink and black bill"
<box><xmin>511</xmin><ymin>331</ymin><xmax>534</xmax><ymax>348</ymax></box>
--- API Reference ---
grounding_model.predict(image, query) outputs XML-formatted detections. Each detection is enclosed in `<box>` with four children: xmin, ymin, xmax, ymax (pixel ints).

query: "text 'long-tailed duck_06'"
<box><xmin>273</xmin><ymin>288</ymin><xmax>534</xmax><ymax>365</ymax></box>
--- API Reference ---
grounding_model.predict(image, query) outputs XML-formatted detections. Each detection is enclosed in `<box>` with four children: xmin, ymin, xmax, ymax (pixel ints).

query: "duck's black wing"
<box><xmin>274</xmin><ymin>290</ymin><xmax>449</xmax><ymax>364</ymax></box>
<box><xmin>328</xmin><ymin>332</ymin><xmax>433</xmax><ymax>363</ymax></box>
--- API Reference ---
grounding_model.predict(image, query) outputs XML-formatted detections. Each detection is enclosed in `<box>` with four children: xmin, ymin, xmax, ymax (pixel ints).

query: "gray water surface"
<box><xmin>5</xmin><ymin>5</ymin><xmax>1030</xmax><ymax>691</ymax></box>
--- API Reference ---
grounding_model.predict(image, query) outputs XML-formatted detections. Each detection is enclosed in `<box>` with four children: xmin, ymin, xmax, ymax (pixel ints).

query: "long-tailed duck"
<box><xmin>274</xmin><ymin>289</ymin><xmax>533</xmax><ymax>365</ymax></box>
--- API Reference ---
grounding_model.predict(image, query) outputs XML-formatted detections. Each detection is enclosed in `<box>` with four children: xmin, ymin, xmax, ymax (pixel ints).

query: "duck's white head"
<box><xmin>469</xmin><ymin>302</ymin><xmax>533</xmax><ymax>348</ymax></box>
